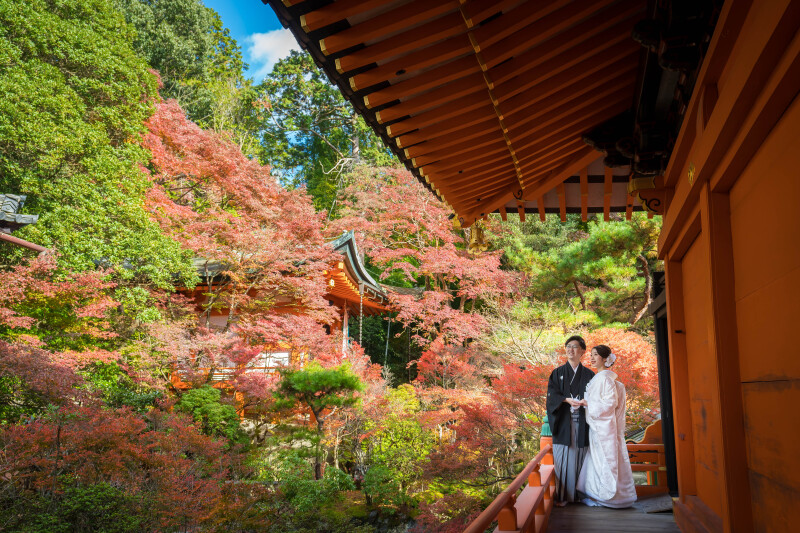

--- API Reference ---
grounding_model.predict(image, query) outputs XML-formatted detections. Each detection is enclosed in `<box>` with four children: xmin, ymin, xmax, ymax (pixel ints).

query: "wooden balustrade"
<box><xmin>464</xmin><ymin>440</ymin><xmax>669</xmax><ymax>532</ymax></box>
<box><xmin>627</xmin><ymin>443</ymin><xmax>669</xmax><ymax>497</ymax></box>
<box><xmin>463</xmin><ymin>445</ymin><xmax>555</xmax><ymax>533</ymax></box>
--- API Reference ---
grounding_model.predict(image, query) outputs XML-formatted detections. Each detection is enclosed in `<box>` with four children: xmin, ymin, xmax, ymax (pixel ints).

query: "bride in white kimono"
<box><xmin>576</xmin><ymin>344</ymin><xmax>637</xmax><ymax>508</ymax></box>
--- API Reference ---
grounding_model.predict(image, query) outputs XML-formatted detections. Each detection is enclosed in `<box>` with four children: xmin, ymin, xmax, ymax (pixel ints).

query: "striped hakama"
<box><xmin>552</xmin><ymin>410</ymin><xmax>589</xmax><ymax>503</ymax></box>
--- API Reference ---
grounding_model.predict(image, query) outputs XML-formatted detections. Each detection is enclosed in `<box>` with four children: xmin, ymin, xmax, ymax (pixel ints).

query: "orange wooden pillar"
<box><xmin>656</xmin><ymin>1</ymin><xmax>800</xmax><ymax>531</ymax></box>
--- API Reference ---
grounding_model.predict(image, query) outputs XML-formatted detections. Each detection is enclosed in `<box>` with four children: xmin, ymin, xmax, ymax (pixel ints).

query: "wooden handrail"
<box><xmin>464</xmin><ymin>444</ymin><xmax>553</xmax><ymax>533</ymax></box>
<box><xmin>0</xmin><ymin>232</ymin><xmax>49</xmax><ymax>253</ymax></box>
<box><xmin>464</xmin><ymin>439</ymin><xmax>668</xmax><ymax>533</ymax></box>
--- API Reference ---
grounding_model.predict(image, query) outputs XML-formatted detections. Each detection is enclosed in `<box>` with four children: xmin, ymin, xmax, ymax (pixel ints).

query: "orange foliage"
<box><xmin>583</xmin><ymin>328</ymin><xmax>660</xmax><ymax>429</ymax></box>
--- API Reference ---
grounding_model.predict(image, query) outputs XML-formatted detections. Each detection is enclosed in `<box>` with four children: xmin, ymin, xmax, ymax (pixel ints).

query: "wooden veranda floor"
<box><xmin>547</xmin><ymin>503</ymin><xmax>680</xmax><ymax>532</ymax></box>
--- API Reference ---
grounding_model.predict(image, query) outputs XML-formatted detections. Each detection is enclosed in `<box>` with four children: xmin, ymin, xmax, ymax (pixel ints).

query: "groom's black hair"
<box><xmin>565</xmin><ymin>335</ymin><xmax>586</xmax><ymax>350</ymax></box>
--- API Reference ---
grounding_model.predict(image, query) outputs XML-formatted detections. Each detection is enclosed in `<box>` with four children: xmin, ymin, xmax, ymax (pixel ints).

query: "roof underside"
<box><xmin>328</xmin><ymin>230</ymin><xmax>388</xmax><ymax>314</ymax></box>
<box><xmin>265</xmin><ymin>0</ymin><xmax>658</xmax><ymax>225</ymax></box>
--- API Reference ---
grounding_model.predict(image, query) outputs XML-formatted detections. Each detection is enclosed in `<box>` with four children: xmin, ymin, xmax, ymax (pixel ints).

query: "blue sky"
<box><xmin>204</xmin><ymin>0</ymin><xmax>301</xmax><ymax>81</ymax></box>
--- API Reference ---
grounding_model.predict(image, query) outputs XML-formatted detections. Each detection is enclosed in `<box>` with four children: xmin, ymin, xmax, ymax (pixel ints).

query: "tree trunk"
<box><xmin>314</xmin><ymin>415</ymin><xmax>325</xmax><ymax>480</ymax></box>
<box><xmin>632</xmin><ymin>254</ymin><xmax>653</xmax><ymax>324</ymax></box>
<box><xmin>572</xmin><ymin>280</ymin><xmax>586</xmax><ymax>310</ymax></box>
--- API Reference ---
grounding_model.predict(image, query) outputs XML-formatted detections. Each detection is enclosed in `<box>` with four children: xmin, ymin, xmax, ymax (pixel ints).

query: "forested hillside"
<box><xmin>0</xmin><ymin>1</ymin><xmax>661</xmax><ymax>531</ymax></box>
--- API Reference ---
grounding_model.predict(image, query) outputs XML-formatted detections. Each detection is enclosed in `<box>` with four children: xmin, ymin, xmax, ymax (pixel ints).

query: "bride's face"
<box><xmin>590</xmin><ymin>348</ymin><xmax>604</xmax><ymax>370</ymax></box>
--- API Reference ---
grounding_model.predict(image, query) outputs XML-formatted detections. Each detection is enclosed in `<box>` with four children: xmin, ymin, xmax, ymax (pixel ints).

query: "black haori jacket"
<box><xmin>546</xmin><ymin>363</ymin><xmax>594</xmax><ymax>447</ymax></box>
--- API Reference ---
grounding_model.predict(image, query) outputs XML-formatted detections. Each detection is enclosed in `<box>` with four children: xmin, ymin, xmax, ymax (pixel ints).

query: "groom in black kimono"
<box><xmin>546</xmin><ymin>335</ymin><xmax>594</xmax><ymax>506</ymax></box>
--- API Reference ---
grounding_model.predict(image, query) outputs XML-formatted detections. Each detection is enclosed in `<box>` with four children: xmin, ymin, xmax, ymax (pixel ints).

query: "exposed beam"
<box><xmin>403</xmin><ymin>122</ymin><xmax>504</xmax><ymax>158</ymax></box>
<box><xmin>320</xmin><ymin>0</ymin><xmax>454</xmax><ymax>56</ymax></box>
<box><xmin>301</xmin><ymin>0</ymin><xmax>397</xmax><ymax>33</ymax></box>
<box><xmin>518</xmin><ymin>142</ymin><xmax>589</xmax><ymax>180</ymax></box>
<box><xmin>515</xmin><ymin>103</ymin><xmax>630</xmax><ymax>167</ymax></box>
<box><xmin>423</xmin><ymin>161</ymin><xmax>518</xmax><ymax>196</ymax></box>
<box><xmin>444</xmin><ymin>171</ymin><xmax>518</xmax><ymax>203</ymax></box>
<box><xmin>516</xmin><ymin>201</ymin><xmax>525</xmax><ymax>222</ymax></box>
<box><xmin>384</xmin><ymin>91</ymin><xmax>489</xmax><ymax>135</ymax></box>
<box><xmin>495</xmin><ymin>39</ymin><xmax>637</xmax><ymax>102</ymax></box>
<box><xmin>470</xmin><ymin>0</ymin><xmax>574</xmax><ymax>56</ymax></box>
<box><xmin>431</xmin><ymin>167</ymin><xmax>519</xmax><ymax>201</ymax></box>
<box><xmin>458</xmin><ymin>1</ymin><xmax>526</xmax><ymax>193</ymax></box>
<box><xmin>366</xmin><ymin>55</ymin><xmax>480</xmax><ymax>109</ymax></box>
<box><xmin>396</xmin><ymin>112</ymin><xmax>497</xmax><ymax>148</ymax></box>
<box><xmin>336</xmin><ymin>13</ymin><xmax>464</xmax><ymax>73</ymax></box>
<box><xmin>538</xmin><ymin>196</ymin><xmax>546</xmax><ymax>222</ymax></box>
<box><xmin>412</xmin><ymin>136</ymin><xmax>507</xmax><ymax>168</ymax></box>
<box><xmin>505</xmin><ymin>73</ymin><xmax>633</xmax><ymax>133</ymax></box>
<box><xmin>418</xmin><ymin>143</ymin><xmax>513</xmax><ymax>175</ymax></box>
<box><xmin>522</xmin><ymin>148</ymin><xmax>600</xmax><ymax>202</ymax></box>
<box><xmin>498</xmin><ymin>53</ymin><xmax>637</xmax><ymax>113</ymax></box>
<box><xmin>334</xmin><ymin>0</ymin><xmax>521</xmax><ymax>73</ymax></box>
<box><xmin>580</xmin><ymin>166</ymin><xmax>589</xmax><ymax>221</ymax></box>
<box><xmin>557</xmin><ymin>183</ymin><xmax>567</xmax><ymax>222</ymax></box>
<box><xmin>488</xmin><ymin>2</ymin><xmax>643</xmax><ymax>83</ymax></box>
<box><xmin>350</xmin><ymin>33</ymin><xmax>472</xmax><ymax>91</ymax></box>
<box><xmin>460</xmin><ymin>148</ymin><xmax>598</xmax><ymax>225</ymax></box>
<box><xmin>379</xmin><ymin>39</ymin><xmax>635</xmax><ymax>131</ymax></box>
<box><xmin>360</xmin><ymin>0</ymin><xmax>627</xmax><ymax>100</ymax></box>
<box><xmin>510</xmin><ymin>103</ymin><xmax>633</xmax><ymax>162</ymax></box>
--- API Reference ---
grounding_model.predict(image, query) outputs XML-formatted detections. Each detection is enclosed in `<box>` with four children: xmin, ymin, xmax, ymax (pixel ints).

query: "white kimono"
<box><xmin>577</xmin><ymin>369</ymin><xmax>637</xmax><ymax>508</ymax></box>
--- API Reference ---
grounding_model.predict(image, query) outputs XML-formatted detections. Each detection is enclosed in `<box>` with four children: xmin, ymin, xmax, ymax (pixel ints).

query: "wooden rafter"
<box><xmin>557</xmin><ymin>183</ymin><xmax>567</xmax><ymax>222</ymax></box>
<box><xmin>265</xmin><ymin>0</ymin><xmax>647</xmax><ymax>223</ymax></box>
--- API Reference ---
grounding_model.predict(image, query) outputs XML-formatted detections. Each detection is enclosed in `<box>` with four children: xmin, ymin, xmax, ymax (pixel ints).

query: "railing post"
<box><xmin>497</xmin><ymin>493</ymin><xmax>517</xmax><ymax>531</ymax></box>
<box><xmin>543</xmin><ymin>446</ymin><xmax>553</xmax><ymax>466</ymax></box>
<box><xmin>542</xmin><ymin>473</ymin><xmax>552</xmax><ymax>505</ymax></box>
<box><xmin>528</xmin><ymin>464</ymin><xmax>541</xmax><ymax>487</ymax></box>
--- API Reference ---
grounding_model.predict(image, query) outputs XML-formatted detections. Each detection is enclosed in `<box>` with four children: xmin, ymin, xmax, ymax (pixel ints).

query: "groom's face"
<box><xmin>565</xmin><ymin>341</ymin><xmax>585</xmax><ymax>364</ymax></box>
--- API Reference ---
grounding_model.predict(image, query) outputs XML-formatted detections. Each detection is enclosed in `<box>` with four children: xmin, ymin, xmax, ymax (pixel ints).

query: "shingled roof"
<box><xmin>0</xmin><ymin>194</ymin><xmax>38</xmax><ymax>233</ymax></box>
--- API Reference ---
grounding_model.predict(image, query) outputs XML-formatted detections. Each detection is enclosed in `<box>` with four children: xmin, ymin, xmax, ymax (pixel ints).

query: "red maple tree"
<box><xmin>140</xmin><ymin>100</ymin><xmax>344</xmax><ymax>405</ymax></box>
<box><xmin>327</xmin><ymin>167</ymin><xmax>519</xmax><ymax>348</ymax></box>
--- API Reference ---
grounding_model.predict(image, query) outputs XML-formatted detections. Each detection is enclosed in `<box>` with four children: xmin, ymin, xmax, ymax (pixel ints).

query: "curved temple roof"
<box><xmin>327</xmin><ymin>230</ymin><xmax>388</xmax><ymax>313</ymax></box>
<box><xmin>263</xmin><ymin>0</ymin><xmax>718</xmax><ymax>226</ymax></box>
<box><xmin>1</xmin><ymin>194</ymin><xmax>38</xmax><ymax>233</ymax></box>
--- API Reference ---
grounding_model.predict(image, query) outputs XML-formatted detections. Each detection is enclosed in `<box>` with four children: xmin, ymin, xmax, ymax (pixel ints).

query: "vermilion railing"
<box><xmin>463</xmin><ymin>445</ymin><xmax>555</xmax><ymax>533</ymax></box>
<box><xmin>464</xmin><ymin>440</ymin><xmax>670</xmax><ymax>532</ymax></box>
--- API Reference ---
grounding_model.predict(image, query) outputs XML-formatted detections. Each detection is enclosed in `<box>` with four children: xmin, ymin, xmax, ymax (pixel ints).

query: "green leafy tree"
<box><xmin>365</xmin><ymin>385</ymin><xmax>432</xmax><ymax>502</ymax></box>
<box><xmin>115</xmin><ymin>0</ymin><xmax>218</xmax><ymax>85</ymax></box>
<box><xmin>116</xmin><ymin>0</ymin><xmax>266</xmax><ymax>157</ymax></box>
<box><xmin>0</xmin><ymin>0</ymin><xmax>194</xmax><ymax>286</ymax></box>
<box><xmin>176</xmin><ymin>385</ymin><xmax>244</xmax><ymax>443</ymax></box>
<box><xmin>363</xmin><ymin>465</ymin><xmax>404</xmax><ymax>508</ymax></box>
<box><xmin>497</xmin><ymin>213</ymin><xmax>661</xmax><ymax>331</ymax></box>
<box><xmin>274</xmin><ymin>362</ymin><xmax>363</xmax><ymax>479</ymax></box>
<box><xmin>14</xmin><ymin>482</ymin><xmax>147</xmax><ymax>533</ymax></box>
<box><xmin>83</xmin><ymin>362</ymin><xmax>162</xmax><ymax>413</ymax></box>
<box><xmin>259</xmin><ymin>51</ymin><xmax>396</xmax><ymax>210</ymax></box>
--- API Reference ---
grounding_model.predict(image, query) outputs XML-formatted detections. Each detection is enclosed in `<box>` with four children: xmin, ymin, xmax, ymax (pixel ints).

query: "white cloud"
<box><xmin>245</xmin><ymin>29</ymin><xmax>301</xmax><ymax>81</ymax></box>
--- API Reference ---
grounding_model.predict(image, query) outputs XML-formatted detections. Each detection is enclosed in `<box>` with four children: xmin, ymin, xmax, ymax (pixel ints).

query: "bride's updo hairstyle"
<box><xmin>593</xmin><ymin>344</ymin><xmax>615</xmax><ymax>367</ymax></box>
